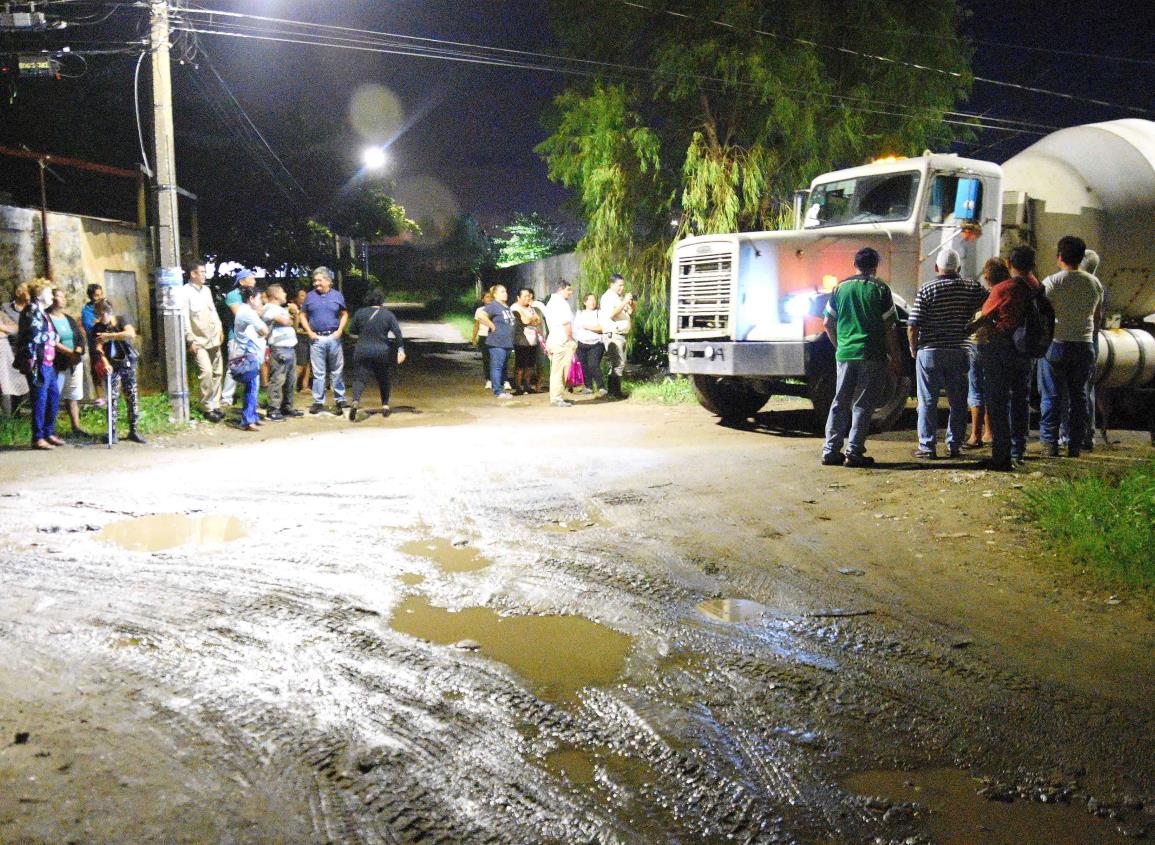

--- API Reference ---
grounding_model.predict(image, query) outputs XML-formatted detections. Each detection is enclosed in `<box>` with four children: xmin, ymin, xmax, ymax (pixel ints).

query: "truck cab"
<box><xmin>669</xmin><ymin>153</ymin><xmax>1003</xmax><ymax>425</ymax></box>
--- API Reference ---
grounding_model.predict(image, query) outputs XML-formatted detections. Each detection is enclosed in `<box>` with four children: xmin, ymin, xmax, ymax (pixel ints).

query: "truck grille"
<box><xmin>675</xmin><ymin>249</ymin><xmax>733</xmax><ymax>334</ymax></box>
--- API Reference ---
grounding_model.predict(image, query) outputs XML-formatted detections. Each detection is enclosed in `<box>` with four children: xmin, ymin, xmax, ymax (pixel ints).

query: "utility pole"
<box><xmin>150</xmin><ymin>0</ymin><xmax>189</xmax><ymax>423</ymax></box>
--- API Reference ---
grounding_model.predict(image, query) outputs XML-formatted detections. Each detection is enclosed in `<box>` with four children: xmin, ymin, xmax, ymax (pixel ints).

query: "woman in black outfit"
<box><xmin>347</xmin><ymin>290</ymin><xmax>406</xmax><ymax>422</ymax></box>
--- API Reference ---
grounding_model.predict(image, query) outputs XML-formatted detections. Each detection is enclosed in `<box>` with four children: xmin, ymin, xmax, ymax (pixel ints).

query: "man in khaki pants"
<box><xmin>543</xmin><ymin>280</ymin><xmax>577</xmax><ymax>408</ymax></box>
<box><xmin>180</xmin><ymin>262</ymin><xmax>225</xmax><ymax>422</ymax></box>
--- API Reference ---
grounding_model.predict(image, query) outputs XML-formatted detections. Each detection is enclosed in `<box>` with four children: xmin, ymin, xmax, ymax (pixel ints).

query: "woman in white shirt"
<box><xmin>572</xmin><ymin>292</ymin><xmax>607</xmax><ymax>396</ymax></box>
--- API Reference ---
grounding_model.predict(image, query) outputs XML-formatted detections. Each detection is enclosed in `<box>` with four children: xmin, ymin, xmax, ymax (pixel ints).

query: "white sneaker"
<box><xmin>503</xmin><ymin>382</ymin><xmax>512</xmax><ymax>390</ymax></box>
<box><xmin>550</xmin><ymin>399</ymin><xmax>573</xmax><ymax>408</ymax></box>
<box><xmin>496</xmin><ymin>392</ymin><xmax>513</xmax><ymax>399</ymax></box>
<box><xmin>596</xmin><ymin>388</ymin><xmax>608</xmax><ymax>398</ymax></box>
<box><xmin>484</xmin><ymin>380</ymin><xmax>492</xmax><ymax>390</ymax></box>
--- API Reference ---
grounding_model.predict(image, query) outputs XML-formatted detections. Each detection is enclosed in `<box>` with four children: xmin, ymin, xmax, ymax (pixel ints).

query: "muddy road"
<box><xmin>1</xmin><ymin>321</ymin><xmax>1153</xmax><ymax>844</ymax></box>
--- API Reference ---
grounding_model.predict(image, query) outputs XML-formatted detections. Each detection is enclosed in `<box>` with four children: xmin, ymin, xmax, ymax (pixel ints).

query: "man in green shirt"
<box><xmin>821</xmin><ymin>247</ymin><xmax>901</xmax><ymax>467</ymax></box>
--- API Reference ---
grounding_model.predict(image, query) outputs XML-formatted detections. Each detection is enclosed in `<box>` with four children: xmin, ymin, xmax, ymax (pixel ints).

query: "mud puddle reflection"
<box><xmin>390</xmin><ymin>595</ymin><xmax>631</xmax><ymax>702</ymax></box>
<box><xmin>697</xmin><ymin>598</ymin><xmax>769</xmax><ymax>623</ymax></box>
<box><xmin>400</xmin><ymin>538</ymin><xmax>490</xmax><ymax>573</ymax></box>
<box><xmin>843</xmin><ymin>768</ymin><xmax>1128</xmax><ymax>844</ymax></box>
<box><xmin>97</xmin><ymin>514</ymin><xmax>247</xmax><ymax>552</ymax></box>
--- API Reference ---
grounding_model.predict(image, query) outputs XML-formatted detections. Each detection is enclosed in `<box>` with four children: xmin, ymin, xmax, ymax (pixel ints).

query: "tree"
<box><xmin>327</xmin><ymin>184</ymin><xmax>418</xmax><ymax>242</ymax></box>
<box><xmin>493</xmin><ymin>212</ymin><xmax>576</xmax><ymax>267</ymax></box>
<box><xmin>538</xmin><ymin>0</ymin><xmax>973</xmax><ymax>348</ymax></box>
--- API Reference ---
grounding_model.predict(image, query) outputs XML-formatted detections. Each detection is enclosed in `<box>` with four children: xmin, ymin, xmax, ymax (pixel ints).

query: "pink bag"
<box><xmin>566</xmin><ymin>356</ymin><xmax>585</xmax><ymax>388</ymax></box>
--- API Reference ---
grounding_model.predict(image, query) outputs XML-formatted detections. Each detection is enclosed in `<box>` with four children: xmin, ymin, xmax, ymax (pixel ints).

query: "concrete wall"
<box><xmin>0</xmin><ymin>204</ymin><xmax>153</xmax><ymax>348</ymax></box>
<box><xmin>495</xmin><ymin>252</ymin><xmax>584</xmax><ymax>301</ymax></box>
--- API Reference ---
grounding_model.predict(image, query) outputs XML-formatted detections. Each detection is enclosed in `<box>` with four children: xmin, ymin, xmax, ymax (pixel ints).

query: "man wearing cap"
<box><xmin>219</xmin><ymin>269</ymin><xmax>257</xmax><ymax>410</ymax></box>
<box><xmin>299</xmin><ymin>266</ymin><xmax>349</xmax><ymax>414</ymax></box>
<box><xmin>907</xmin><ymin>247</ymin><xmax>989</xmax><ymax>459</ymax></box>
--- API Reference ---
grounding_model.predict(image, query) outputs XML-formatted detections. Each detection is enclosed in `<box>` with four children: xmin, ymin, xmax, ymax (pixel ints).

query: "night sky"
<box><xmin>1</xmin><ymin>0</ymin><xmax>1152</xmax><ymax>240</ymax></box>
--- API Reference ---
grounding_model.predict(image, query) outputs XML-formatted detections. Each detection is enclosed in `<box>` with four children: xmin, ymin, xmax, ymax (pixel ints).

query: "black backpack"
<box><xmin>1012</xmin><ymin>279</ymin><xmax>1056</xmax><ymax>358</ymax></box>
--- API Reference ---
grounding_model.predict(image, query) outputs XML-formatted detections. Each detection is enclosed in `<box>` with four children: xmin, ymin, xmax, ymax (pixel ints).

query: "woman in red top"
<box><xmin>967</xmin><ymin>245</ymin><xmax>1041</xmax><ymax>470</ymax></box>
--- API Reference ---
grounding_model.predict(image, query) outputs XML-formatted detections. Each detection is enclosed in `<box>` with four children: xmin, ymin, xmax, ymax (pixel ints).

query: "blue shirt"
<box><xmin>303</xmin><ymin>289</ymin><xmax>347</xmax><ymax>333</ymax></box>
<box><xmin>81</xmin><ymin>302</ymin><xmax>98</xmax><ymax>333</ymax></box>
<box><xmin>225</xmin><ymin>287</ymin><xmax>243</xmax><ymax>340</ymax></box>
<box><xmin>483</xmin><ymin>301</ymin><xmax>516</xmax><ymax>348</ymax></box>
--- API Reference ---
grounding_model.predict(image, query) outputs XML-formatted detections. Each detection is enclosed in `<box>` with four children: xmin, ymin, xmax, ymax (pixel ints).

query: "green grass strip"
<box><xmin>1021</xmin><ymin>460</ymin><xmax>1155</xmax><ymax>593</ymax></box>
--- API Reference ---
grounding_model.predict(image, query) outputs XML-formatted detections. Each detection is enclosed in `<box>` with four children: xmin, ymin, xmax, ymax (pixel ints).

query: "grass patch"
<box><xmin>1021</xmin><ymin>460</ymin><xmax>1155</xmax><ymax>593</ymax></box>
<box><xmin>442</xmin><ymin>311</ymin><xmax>478</xmax><ymax>344</ymax></box>
<box><xmin>625</xmin><ymin>375</ymin><xmax>696</xmax><ymax>405</ymax></box>
<box><xmin>1</xmin><ymin>392</ymin><xmax>200</xmax><ymax>447</ymax></box>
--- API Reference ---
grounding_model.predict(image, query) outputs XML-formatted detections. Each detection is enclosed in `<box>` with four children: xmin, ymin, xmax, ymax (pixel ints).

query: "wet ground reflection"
<box><xmin>97</xmin><ymin>514</ymin><xmax>247</xmax><ymax>552</ymax></box>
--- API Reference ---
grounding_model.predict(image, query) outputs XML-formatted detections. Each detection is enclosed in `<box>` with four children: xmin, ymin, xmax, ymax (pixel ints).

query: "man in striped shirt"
<box><xmin>907</xmin><ymin>247</ymin><xmax>989</xmax><ymax>459</ymax></box>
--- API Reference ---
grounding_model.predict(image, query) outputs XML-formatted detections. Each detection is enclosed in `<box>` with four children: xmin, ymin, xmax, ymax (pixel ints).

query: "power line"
<box><xmin>172</xmin><ymin>11</ymin><xmax>1058</xmax><ymax>136</ymax></box>
<box><xmin>616</xmin><ymin>0</ymin><xmax>1154</xmax><ymax>116</ymax></box>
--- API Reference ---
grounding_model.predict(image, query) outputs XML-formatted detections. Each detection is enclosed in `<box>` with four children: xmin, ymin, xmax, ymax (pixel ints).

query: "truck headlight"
<box><xmin>783</xmin><ymin>293</ymin><xmax>815</xmax><ymax>323</ymax></box>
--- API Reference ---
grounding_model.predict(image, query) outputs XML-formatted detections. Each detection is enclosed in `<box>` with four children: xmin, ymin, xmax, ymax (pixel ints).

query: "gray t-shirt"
<box><xmin>1042</xmin><ymin>269</ymin><xmax>1102</xmax><ymax>343</ymax></box>
<box><xmin>262</xmin><ymin>303</ymin><xmax>296</xmax><ymax>348</ymax></box>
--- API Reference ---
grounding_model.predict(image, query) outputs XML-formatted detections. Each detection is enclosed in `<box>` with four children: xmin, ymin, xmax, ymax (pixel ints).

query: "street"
<box><xmin>1</xmin><ymin>321</ymin><xmax>1152</xmax><ymax>844</ymax></box>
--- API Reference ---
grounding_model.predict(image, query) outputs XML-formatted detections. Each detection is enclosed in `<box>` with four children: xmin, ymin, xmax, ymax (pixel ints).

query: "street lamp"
<box><xmin>362</xmin><ymin>146</ymin><xmax>387</xmax><ymax>170</ymax></box>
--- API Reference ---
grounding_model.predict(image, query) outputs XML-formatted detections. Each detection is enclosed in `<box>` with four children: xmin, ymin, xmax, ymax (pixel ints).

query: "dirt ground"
<box><xmin>1</xmin><ymin>321</ymin><xmax>1152</xmax><ymax>844</ymax></box>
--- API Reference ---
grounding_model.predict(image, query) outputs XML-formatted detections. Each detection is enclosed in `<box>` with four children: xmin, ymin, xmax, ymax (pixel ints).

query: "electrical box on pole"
<box><xmin>0</xmin><ymin>11</ymin><xmax>48</xmax><ymax>31</ymax></box>
<box><xmin>149</xmin><ymin>0</ymin><xmax>189</xmax><ymax>424</ymax></box>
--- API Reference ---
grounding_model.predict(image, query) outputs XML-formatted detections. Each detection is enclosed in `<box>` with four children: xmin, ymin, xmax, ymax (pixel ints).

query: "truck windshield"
<box><xmin>804</xmin><ymin>171</ymin><xmax>920</xmax><ymax>228</ymax></box>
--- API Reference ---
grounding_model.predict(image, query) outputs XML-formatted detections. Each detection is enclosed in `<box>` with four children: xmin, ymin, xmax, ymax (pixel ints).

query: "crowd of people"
<box><xmin>471</xmin><ymin>273</ymin><xmax>634</xmax><ymax>406</ymax></box>
<box><xmin>4</xmin><ymin>236</ymin><xmax>1110</xmax><ymax>466</ymax></box>
<box><xmin>1</xmin><ymin>279</ymin><xmax>146</xmax><ymax>449</ymax></box>
<box><xmin>822</xmin><ymin>235</ymin><xmax>1104</xmax><ymax>471</ymax></box>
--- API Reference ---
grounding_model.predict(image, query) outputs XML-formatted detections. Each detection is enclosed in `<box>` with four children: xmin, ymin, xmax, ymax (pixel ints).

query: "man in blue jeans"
<box><xmin>1038</xmin><ymin>236</ymin><xmax>1103</xmax><ymax>458</ymax></box>
<box><xmin>299</xmin><ymin>266</ymin><xmax>349</xmax><ymax>415</ymax></box>
<box><xmin>907</xmin><ymin>247</ymin><xmax>989</xmax><ymax>459</ymax></box>
<box><xmin>821</xmin><ymin>247</ymin><xmax>902</xmax><ymax>468</ymax></box>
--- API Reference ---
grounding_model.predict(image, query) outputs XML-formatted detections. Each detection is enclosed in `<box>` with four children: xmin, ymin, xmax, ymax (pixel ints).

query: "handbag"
<box><xmin>227</xmin><ymin>338</ymin><xmax>260</xmax><ymax>378</ymax></box>
<box><xmin>566</xmin><ymin>355</ymin><xmax>585</xmax><ymax>388</ymax></box>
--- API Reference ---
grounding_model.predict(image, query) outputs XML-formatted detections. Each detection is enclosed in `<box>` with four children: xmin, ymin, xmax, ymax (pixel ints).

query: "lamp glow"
<box><xmin>362</xmin><ymin>147</ymin><xmax>387</xmax><ymax>169</ymax></box>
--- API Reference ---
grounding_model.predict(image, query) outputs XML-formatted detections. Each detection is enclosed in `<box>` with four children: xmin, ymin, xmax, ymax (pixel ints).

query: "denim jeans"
<box><xmin>823</xmin><ymin>359</ymin><xmax>886</xmax><ymax>458</ymax></box>
<box><xmin>916</xmin><ymin>347</ymin><xmax>970</xmax><ymax>452</ymax></box>
<box><xmin>1038</xmin><ymin>340</ymin><xmax>1095</xmax><ymax>454</ymax></box>
<box><xmin>979</xmin><ymin>337</ymin><xmax>1033</xmax><ymax>464</ymax></box>
<box><xmin>967</xmin><ymin>344</ymin><xmax>985</xmax><ymax>408</ymax></box>
<box><xmin>488</xmin><ymin>346</ymin><xmax>511</xmax><ymax>395</ymax></box>
<box><xmin>239</xmin><ymin>369</ymin><xmax>260</xmax><ymax>426</ymax></box>
<box><xmin>310</xmin><ymin>334</ymin><xmax>345</xmax><ymax>404</ymax></box>
<box><xmin>28</xmin><ymin>363</ymin><xmax>61</xmax><ymax>442</ymax></box>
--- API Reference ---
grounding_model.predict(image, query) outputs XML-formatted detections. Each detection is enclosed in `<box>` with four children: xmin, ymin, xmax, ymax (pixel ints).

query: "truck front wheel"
<box><xmin>807</xmin><ymin>366</ymin><xmax>911</xmax><ymax>433</ymax></box>
<box><xmin>690</xmin><ymin>376</ymin><xmax>773</xmax><ymax>421</ymax></box>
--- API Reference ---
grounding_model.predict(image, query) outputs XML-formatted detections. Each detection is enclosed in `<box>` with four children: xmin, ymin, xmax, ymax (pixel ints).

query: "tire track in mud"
<box><xmin>3</xmin><ymin>461</ymin><xmax>1153</xmax><ymax>843</ymax></box>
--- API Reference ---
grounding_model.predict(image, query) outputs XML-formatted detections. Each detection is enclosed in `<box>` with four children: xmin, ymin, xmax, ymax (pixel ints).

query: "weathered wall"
<box><xmin>0</xmin><ymin>204</ymin><xmax>152</xmax><ymax>348</ymax></box>
<box><xmin>495</xmin><ymin>252</ymin><xmax>584</xmax><ymax>301</ymax></box>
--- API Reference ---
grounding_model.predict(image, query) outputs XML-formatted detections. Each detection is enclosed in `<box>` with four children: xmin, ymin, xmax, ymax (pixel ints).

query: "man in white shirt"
<box><xmin>599</xmin><ymin>273</ymin><xmax>633</xmax><ymax>398</ymax></box>
<box><xmin>1038</xmin><ymin>236</ymin><xmax>1103</xmax><ymax>458</ymax></box>
<box><xmin>180</xmin><ymin>262</ymin><xmax>225</xmax><ymax>422</ymax></box>
<box><xmin>543</xmin><ymin>280</ymin><xmax>576</xmax><ymax>407</ymax></box>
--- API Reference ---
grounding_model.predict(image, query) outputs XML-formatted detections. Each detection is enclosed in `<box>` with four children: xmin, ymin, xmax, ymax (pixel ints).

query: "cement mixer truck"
<box><xmin>668</xmin><ymin>119</ymin><xmax>1155</xmax><ymax>429</ymax></box>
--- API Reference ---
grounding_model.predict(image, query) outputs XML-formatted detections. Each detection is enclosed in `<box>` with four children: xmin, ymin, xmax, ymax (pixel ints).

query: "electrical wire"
<box><xmin>615</xmin><ymin>1</ymin><xmax>1154</xmax><ymax>116</ymax></box>
<box><xmin>132</xmin><ymin>46</ymin><xmax>151</xmax><ymax>174</ymax></box>
<box><xmin>172</xmin><ymin>15</ymin><xmax>1059</xmax><ymax>136</ymax></box>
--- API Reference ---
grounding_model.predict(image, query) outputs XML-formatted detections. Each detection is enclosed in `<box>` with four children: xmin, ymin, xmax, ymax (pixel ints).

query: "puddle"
<box><xmin>97</xmin><ymin>514</ymin><xmax>247</xmax><ymax>552</ymax></box>
<box><xmin>399</xmin><ymin>573</ymin><xmax>425</xmax><ymax>586</ymax></box>
<box><xmin>545</xmin><ymin>748</ymin><xmax>597</xmax><ymax>785</ymax></box>
<box><xmin>390</xmin><ymin>595</ymin><xmax>632</xmax><ymax>702</ymax></box>
<box><xmin>400</xmin><ymin>538</ymin><xmax>491</xmax><ymax>573</ymax></box>
<box><xmin>843</xmin><ymin>768</ymin><xmax>1128</xmax><ymax>845</ymax></box>
<box><xmin>696</xmin><ymin>598</ymin><xmax>769</xmax><ymax>623</ymax></box>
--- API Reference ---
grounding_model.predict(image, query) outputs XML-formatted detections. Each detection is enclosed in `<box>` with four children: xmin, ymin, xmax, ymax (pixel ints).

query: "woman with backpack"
<box><xmin>966</xmin><ymin>245</ymin><xmax>1043</xmax><ymax>471</ymax></box>
<box><xmin>228</xmin><ymin>286</ymin><xmax>268</xmax><ymax>432</ymax></box>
